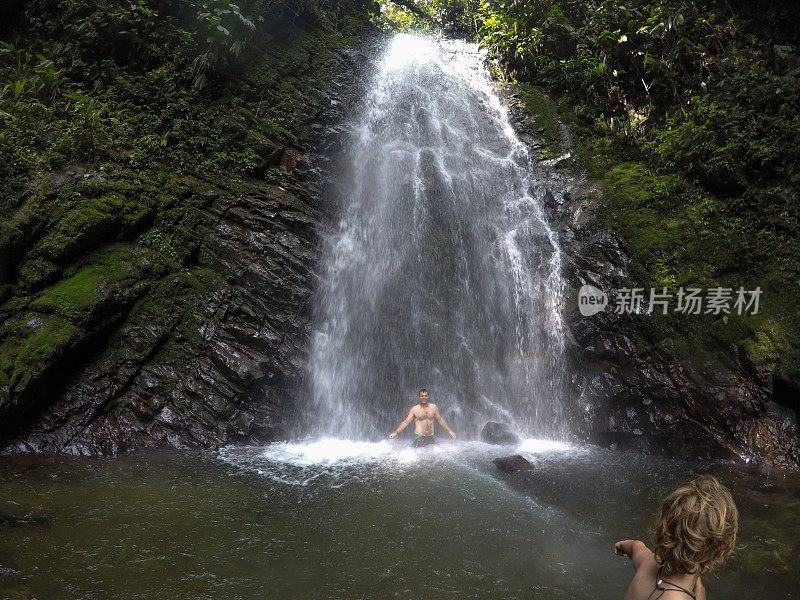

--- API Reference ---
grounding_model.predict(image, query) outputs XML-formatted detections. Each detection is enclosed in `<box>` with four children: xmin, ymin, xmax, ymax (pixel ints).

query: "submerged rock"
<box><xmin>493</xmin><ymin>454</ymin><xmax>533</xmax><ymax>473</ymax></box>
<box><xmin>481</xmin><ymin>422</ymin><xmax>522</xmax><ymax>446</ymax></box>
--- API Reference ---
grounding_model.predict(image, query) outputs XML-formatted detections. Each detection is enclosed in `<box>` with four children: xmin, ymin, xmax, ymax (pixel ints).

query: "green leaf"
<box><xmin>12</xmin><ymin>80</ymin><xmax>25</xmax><ymax>100</ymax></box>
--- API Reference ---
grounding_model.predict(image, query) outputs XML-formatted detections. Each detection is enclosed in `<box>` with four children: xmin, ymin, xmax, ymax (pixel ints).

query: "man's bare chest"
<box><xmin>414</xmin><ymin>408</ymin><xmax>435</xmax><ymax>421</ymax></box>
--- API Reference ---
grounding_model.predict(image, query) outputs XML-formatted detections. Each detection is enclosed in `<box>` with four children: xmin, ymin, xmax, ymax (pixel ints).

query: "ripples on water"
<box><xmin>1</xmin><ymin>440</ymin><xmax>798</xmax><ymax>599</ymax></box>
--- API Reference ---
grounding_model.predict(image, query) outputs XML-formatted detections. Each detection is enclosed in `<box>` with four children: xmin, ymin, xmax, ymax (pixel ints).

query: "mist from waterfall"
<box><xmin>301</xmin><ymin>34</ymin><xmax>570</xmax><ymax>441</ymax></box>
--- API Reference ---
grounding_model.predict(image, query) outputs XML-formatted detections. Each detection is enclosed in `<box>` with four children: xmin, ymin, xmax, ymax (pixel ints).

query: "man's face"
<box><xmin>419</xmin><ymin>392</ymin><xmax>429</xmax><ymax>405</ymax></box>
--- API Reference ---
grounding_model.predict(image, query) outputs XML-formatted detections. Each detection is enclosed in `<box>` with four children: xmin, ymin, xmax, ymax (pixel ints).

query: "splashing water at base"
<box><xmin>303</xmin><ymin>34</ymin><xmax>571</xmax><ymax>442</ymax></box>
<box><xmin>218</xmin><ymin>437</ymin><xmax>575</xmax><ymax>487</ymax></box>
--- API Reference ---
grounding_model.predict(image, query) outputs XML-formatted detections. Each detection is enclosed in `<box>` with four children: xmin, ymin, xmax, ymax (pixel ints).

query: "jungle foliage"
<box><xmin>0</xmin><ymin>0</ymin><xmax>376</xmax><ymax>211</ymax></box>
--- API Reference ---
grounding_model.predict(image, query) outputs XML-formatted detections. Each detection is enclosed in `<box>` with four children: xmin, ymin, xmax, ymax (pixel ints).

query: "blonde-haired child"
<box><xmin>614</xmin><ymin>474</ymin><xmax>738</xmax><ymax>600</ymax></box>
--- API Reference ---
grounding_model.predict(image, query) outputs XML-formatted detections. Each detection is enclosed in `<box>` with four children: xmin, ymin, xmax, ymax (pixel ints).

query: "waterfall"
<box><xmin>301</xmin><ymin>34</ymin><xmax>570</xmax><ymax>441</ymax></box>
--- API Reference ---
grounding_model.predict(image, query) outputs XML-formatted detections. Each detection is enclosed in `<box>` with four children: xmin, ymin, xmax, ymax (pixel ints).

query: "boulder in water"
<box><xmin>481</xmin><ymin>421</ymin><xmax>522</xmax><ymax>446</ymax></box>
<box><xmin>493</xmin><ymin>454</ymin><xmax>533</xmax><ymax>473</ymax></box>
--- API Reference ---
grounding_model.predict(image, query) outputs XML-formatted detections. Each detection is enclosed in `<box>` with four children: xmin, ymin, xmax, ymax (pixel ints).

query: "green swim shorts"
<box><xmin>413</xmin><ymin>434</ymin><xmax>435</xmax><ymax>448</ymax></box>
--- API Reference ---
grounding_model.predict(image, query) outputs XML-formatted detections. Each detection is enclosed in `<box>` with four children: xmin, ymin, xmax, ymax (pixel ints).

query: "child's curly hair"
<box><xmin>652</xmin><ymin>474</ymin><xmax>738</xmax><ymax>575</ymax></box>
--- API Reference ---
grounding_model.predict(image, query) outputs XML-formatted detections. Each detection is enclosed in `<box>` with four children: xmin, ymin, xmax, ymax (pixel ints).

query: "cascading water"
<box><xmin>302</xmin><ymin>34</ymin><xmax>570</xmax><ymax>441</ymax></box>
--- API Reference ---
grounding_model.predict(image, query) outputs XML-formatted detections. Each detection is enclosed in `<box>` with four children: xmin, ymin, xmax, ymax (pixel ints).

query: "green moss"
<box><xmin>29</xmin><ymin>264</ymin><xmax>107</xmax><ymax>322</ymax></box>
<box><xmin>17</xmin><ymin>259</ymin><xmax>61</xmax><ymax>288</ymax></box>
<box><xmin>34</xmin><ymin>187</ymin><xmax>156</xmax><ymax>263</ymax></box>
<box><xmin>742</xmin><ymin>317</ymin><xmax>791</xmax><ymax>366</ymax></box>
<box><xmin>515</xmin><ymin>83</ymin><xmax>564</xmax><ymax>159</ymax></box>
<box><xmin>28</xmin><ymin>242</ymin><xmax>172</xmax><ymax>324</ymax></box>
<box><xmin>101</xmin><ymin>397</ymin><xmax>125</xmax><ymax>413</ymax></box>
<box><xmin>138</xmin><ymin>227</ymin><xmax>178</xmax><ymax>260</ymax></box>
<box><xmin>0</xmin><ymin>314</ymin><xmax>81</xmax><ymax>391</ymax></box>
<box><xmin>595</xmin><ymin>162</ymin><xmax>691</xmax><ymax>288</ymax></box>
<box><xmin>179</xmin><ymin>267</ymin><xmax>224</xmax><ymax>292</ymax></box>
<box><xmin>552</xmin><ymin>98</ymin><xmax>640</xmax><ymax>180</ymax></box>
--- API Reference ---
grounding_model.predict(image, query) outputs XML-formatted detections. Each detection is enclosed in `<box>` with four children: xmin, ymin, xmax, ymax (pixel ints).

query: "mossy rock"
<box><xmin>742</xmin><ymin>316</ymin><xmax>791</xmax><ymax>366</ymax></box>
<box><xmin>28</xmin><ymin>242</ymin><xmax>171</xmax><ymax>325</ymax></box>
<box><xmin>0</xmin><ymin>313</ymin><xmax>81</xmax><ymax>391</ymax></box>
<box><xmin>32</xmin><ymin>186</ymin><xmax>157</xmax><ymax>265</ymax></box>
<box><xmin>515</xmin><ymin>83</ymin><xmax>565</xmax><ymax>159</ymax></box>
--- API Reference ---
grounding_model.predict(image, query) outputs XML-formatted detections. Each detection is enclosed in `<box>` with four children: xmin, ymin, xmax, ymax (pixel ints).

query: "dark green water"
<box><xmin>1</xmin><ymin>440</ymin><xmax>798</xmax><ymax>599</ymax></box>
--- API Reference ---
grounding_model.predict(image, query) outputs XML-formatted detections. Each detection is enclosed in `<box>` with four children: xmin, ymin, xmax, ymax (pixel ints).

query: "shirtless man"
<box><xmin>389</xmin><ymin>389</ymin><xmax>456</xmax><ymax>447</ymax></box>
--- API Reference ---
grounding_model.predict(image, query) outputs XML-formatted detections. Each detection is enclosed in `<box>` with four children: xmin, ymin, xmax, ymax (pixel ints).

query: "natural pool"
<box><xmin>1</xmin><ymin>440</ymin><xmax>798</xmax><ymax>599</ymax></box>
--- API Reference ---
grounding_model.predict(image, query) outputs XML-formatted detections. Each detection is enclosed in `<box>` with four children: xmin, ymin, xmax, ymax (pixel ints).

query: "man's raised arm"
<box><xmin>434</xmin><ymin>407</ymin><xmax>456</xmax><ymax>439</ymax></box>
<box><xmin>389</xmin><ymin>408</ymin><xmax>415</xmax><ymax>439</ymax></box>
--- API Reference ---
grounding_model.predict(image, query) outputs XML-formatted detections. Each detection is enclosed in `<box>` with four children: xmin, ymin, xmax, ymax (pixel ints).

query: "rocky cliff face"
<box><xmin>560</xmin><ymin>196</ymin><xmax>800</xmax><ymax>470</ymax></box>
<box><xmin>2</xmin><ymin>176</ymin><xmax>316</xmax><ymax>454</ymax></box>
<box><xmin>0</xmin><ymin>3</ymin><xmax>378</xmax><ymax>455</ymax></box>
<box><xmin>503</xmin><ymin>87</ymin><xmax>800</xmax><ymax>471</ymax></box>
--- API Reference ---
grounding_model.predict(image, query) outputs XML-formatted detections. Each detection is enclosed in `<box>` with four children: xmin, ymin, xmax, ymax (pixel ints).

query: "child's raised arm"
<box><xmin>614</xmin><ymin>539</ymin><xmax>655</xmax><ymax>571</ymax></box>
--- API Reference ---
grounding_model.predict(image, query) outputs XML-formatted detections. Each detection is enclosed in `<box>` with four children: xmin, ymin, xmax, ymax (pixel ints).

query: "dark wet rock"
<box><xmin>0</xmin><ymin>185</ymin><xmax>316</xmax><ymax>455</ymax></box>
<box><xmin>746</xmin><ymin>402</ymin><xmax>800</xmax><ymax>469</ymax></box>
<box><xmin>493</xmin><ymin>454</ymin><xmax>533</xmax><ymax>473</ymax></box>
<box><xmin>481</xmin><ymin>421</ymin><xmax>522</xmax><ymax>446</ymax></box>
<box><xmin>553</xmin><ymin>199</ymin><xmax>790</xmax><ymax>466</ymax></box>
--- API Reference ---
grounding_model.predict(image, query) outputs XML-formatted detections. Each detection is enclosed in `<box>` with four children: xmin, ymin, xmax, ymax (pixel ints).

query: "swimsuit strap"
<box><xmin>646</xmin><ymin>567</ymin><xmax>697</xmax><ymax>600</ymax></box>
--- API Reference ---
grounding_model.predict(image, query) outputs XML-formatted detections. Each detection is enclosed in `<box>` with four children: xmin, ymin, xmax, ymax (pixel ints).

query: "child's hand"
<box><xmin>614</xmin><ymin>540</ymin><xmax>631</xmax><ymax>558</ymax></box>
